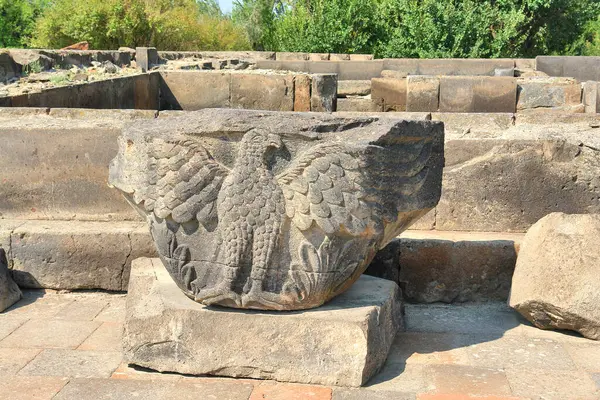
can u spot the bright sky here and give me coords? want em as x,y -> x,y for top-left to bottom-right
219,0 -> 234,14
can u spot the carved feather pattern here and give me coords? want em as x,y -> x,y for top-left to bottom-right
136,139 -> 230,228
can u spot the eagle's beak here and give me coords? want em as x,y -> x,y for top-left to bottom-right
269,134 -> 283,149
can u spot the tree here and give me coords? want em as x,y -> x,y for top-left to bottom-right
30,0 -> 251,50
0,0 -> 48,48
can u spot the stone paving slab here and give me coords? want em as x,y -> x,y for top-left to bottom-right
0,319 -> 101,349
77,322 -> 122,352
18,349 -> 122,378
0,290 -> 599,399
0,348 -> 40,375
0,376 -> 69,400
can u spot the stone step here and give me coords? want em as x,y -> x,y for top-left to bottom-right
1,219 -> 523,304
367,230 -> 524,303
0,220 -> 156,291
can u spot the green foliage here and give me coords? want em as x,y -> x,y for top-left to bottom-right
22,60 -> 43,75
271,0 -> 380,53
30,0 -> 251,50
0,0 -> 48,48
567,15 -> 600,55
233,0 -> 600,58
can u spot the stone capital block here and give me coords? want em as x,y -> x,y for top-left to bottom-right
123,258 -> 404,386
109,109 -> 444,310
439,76 -> 517,113
371,78 -> 408,111
407,75 -> 440,112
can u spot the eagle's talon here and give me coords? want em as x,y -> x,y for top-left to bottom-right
196,282 -> 242,307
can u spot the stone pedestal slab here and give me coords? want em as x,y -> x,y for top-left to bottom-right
123,258 -> 404,387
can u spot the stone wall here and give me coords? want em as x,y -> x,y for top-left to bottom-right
0,73 -> 160,110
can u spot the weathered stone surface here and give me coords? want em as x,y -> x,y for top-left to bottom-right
0,51 -> 20,83
583,81 -> 599,114
124,258 -> 403,387
135,47 -> 158,72
517,77 -> 582,111
9,50 -> 53,71
536,56 -> 600,82
276,52 -> 309,61
336,98 -> 382,112
231,73 -> 294,111
431,112 -> 515,136
311,73 -> 337,112
439,76 -> 517,113
436,137 -> 600,232
407,75 -> 439,112
371,78 -> 407,111
337,80 -> 371,97
293,74 -> 311,111
109,109 -> 443,310
0,248 -> 21,312
0,117 -> 138,220
399,230 -> 522,303
159,71 -> 230,110
383,58 -> 514,76
9,220 -> 156,291
509,213 -> 600,340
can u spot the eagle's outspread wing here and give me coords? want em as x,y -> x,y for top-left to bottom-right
277,134 -> 433,237
136,138 -> 229,229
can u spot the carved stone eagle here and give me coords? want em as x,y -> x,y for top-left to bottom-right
109,109 -> 444,310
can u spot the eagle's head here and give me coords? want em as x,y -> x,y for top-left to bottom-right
240,129 -> 283,158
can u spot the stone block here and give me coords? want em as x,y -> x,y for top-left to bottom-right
371,78 -> 407,111
123,258 -> 403,387
384,58 -> 514,76
536,56 -> 600,82
514,58 -> 535,70
381,70 -> 408,79
517,77 -> 582,111
0,118 -> 138,220
509,213 -> 600,340
9,220 -> 156,291
330,54 -> 350,61
135,47 -> 158,72
583,81 -> 599,114
0,51 -> 20,82
311,73 -> 337,111
159,71 -> 230,110
0,377 -> 68,400
349,54 -> 374,61
231,73 -> 294,111
0,319 -> 101,349
430,112 -> 515,136
407,75 -> 439,112
398,231 -> 522,303
439,76 -> 517,113
276,52 -> 309,61
336,98 -> 381,112
0,248 -> 21,312
255,60 -> 309,73
335,60 -> 384,80
436,138 -> 600,232
293,74 -> 311,112
308,53 -> 329,61
9,50 -> 54,71
337,80 -> 371,97
333,111 -> 430,120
